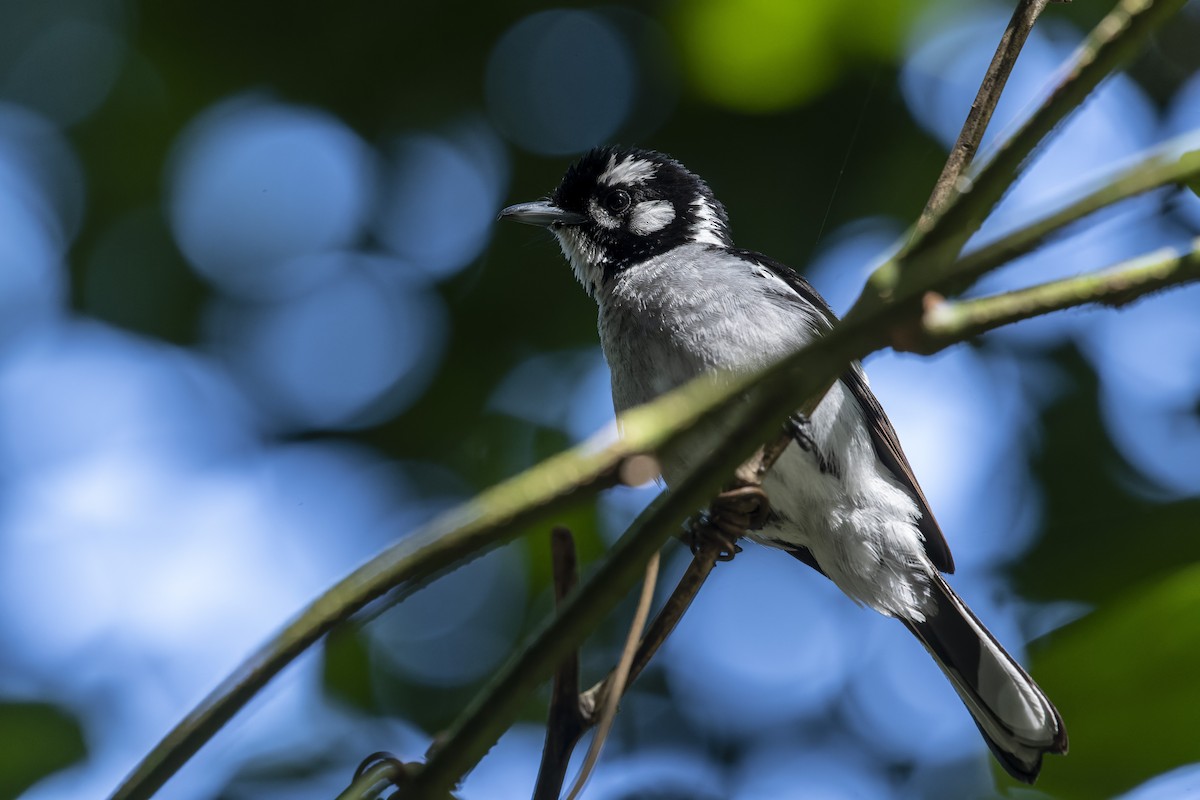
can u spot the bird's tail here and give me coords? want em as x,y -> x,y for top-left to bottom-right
903,573 -> 1068,783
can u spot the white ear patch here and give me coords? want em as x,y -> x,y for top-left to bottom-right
629,199 -> 676,235
600,154 -> 657,187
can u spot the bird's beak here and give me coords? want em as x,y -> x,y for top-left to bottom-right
498,200 -> 586,228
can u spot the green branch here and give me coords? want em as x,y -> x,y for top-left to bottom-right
108,283 -> 877,800
917,238 -> 1200,349
400,332 -> 863,798
860,0 -> 1188,311
948,139 -> 1200,295
918,0 -> 1053,227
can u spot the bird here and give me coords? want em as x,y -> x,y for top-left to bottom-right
499,146 -> 1067,783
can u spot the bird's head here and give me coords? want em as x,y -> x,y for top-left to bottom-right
500,146 -> 731,296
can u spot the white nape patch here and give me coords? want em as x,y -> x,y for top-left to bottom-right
554,226 -> 607,297
600,153 -> 657,187
587,197 -> 620,229
629,199 -> 675,235
689,195 -> 727,245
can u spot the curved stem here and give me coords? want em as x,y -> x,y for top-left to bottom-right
917,239 -> 1200,350
948,138 -> 1200,294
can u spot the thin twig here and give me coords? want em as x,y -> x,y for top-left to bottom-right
915,238 -> 1200,350
587,541 -> 721,696
563,551 -> 659,800
918,0 -> 1053,230
532,529 -> 584,800
946,137 -> 1200,294
870,0 -> 1189,308
533,534 -> 722,800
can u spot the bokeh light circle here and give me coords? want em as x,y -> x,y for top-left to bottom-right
2,16 -> 125,126
0,104 -> 76,340
168,96 -> 375,299
486,10 -> 635,155
663,546 -> 858,737
368,546 -> 527,687
733,741 -> 895,800
374,128 -> 508,279
207,253 -> 445,431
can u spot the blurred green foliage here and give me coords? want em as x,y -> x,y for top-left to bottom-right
673,0 -> 920,111
1035,563 -> 1200,798
0,701 -> 86,798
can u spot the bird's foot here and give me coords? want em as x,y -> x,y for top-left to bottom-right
684,512 -> 743,561
715,485 -> 771,530
683,485 -> 771,562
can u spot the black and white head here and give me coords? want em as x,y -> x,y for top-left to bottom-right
500,146 -> 732,296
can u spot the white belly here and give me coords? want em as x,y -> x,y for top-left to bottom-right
655,381 -> 937,621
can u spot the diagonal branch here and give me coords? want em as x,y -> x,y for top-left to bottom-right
531,533 -> 723,800
918,0 -> 1055,228
864,0 -> 1190,311
584,542 -> 721,699
945,137 -> 1200,295
914,238 -> 1200,350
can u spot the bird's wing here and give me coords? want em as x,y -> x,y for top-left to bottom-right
729,247 -> 955,574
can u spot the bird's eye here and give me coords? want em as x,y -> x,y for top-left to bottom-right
604,189 -> 631,214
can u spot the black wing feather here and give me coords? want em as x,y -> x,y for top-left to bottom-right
728,247 -> 955,574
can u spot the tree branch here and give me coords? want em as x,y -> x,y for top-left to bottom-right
948,137 -> 1200,295
918,0 -> 1054,229
867,0 -> 1189,310
913,238 -> 1200,351
586,541 -> 721,699
531,531 -> 726,800
531,530 -> 584,800
561,550 -> 659,800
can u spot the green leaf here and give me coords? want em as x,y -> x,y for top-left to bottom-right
0,700 -> 87,798
323,625 -> 377,714
1030,563 -> 1200,798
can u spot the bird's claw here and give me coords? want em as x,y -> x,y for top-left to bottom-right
684,515 -> 743,561
683,485 -> 771,562
714,485 -> 771,531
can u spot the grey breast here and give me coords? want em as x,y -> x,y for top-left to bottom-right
598,244 -> 820,414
